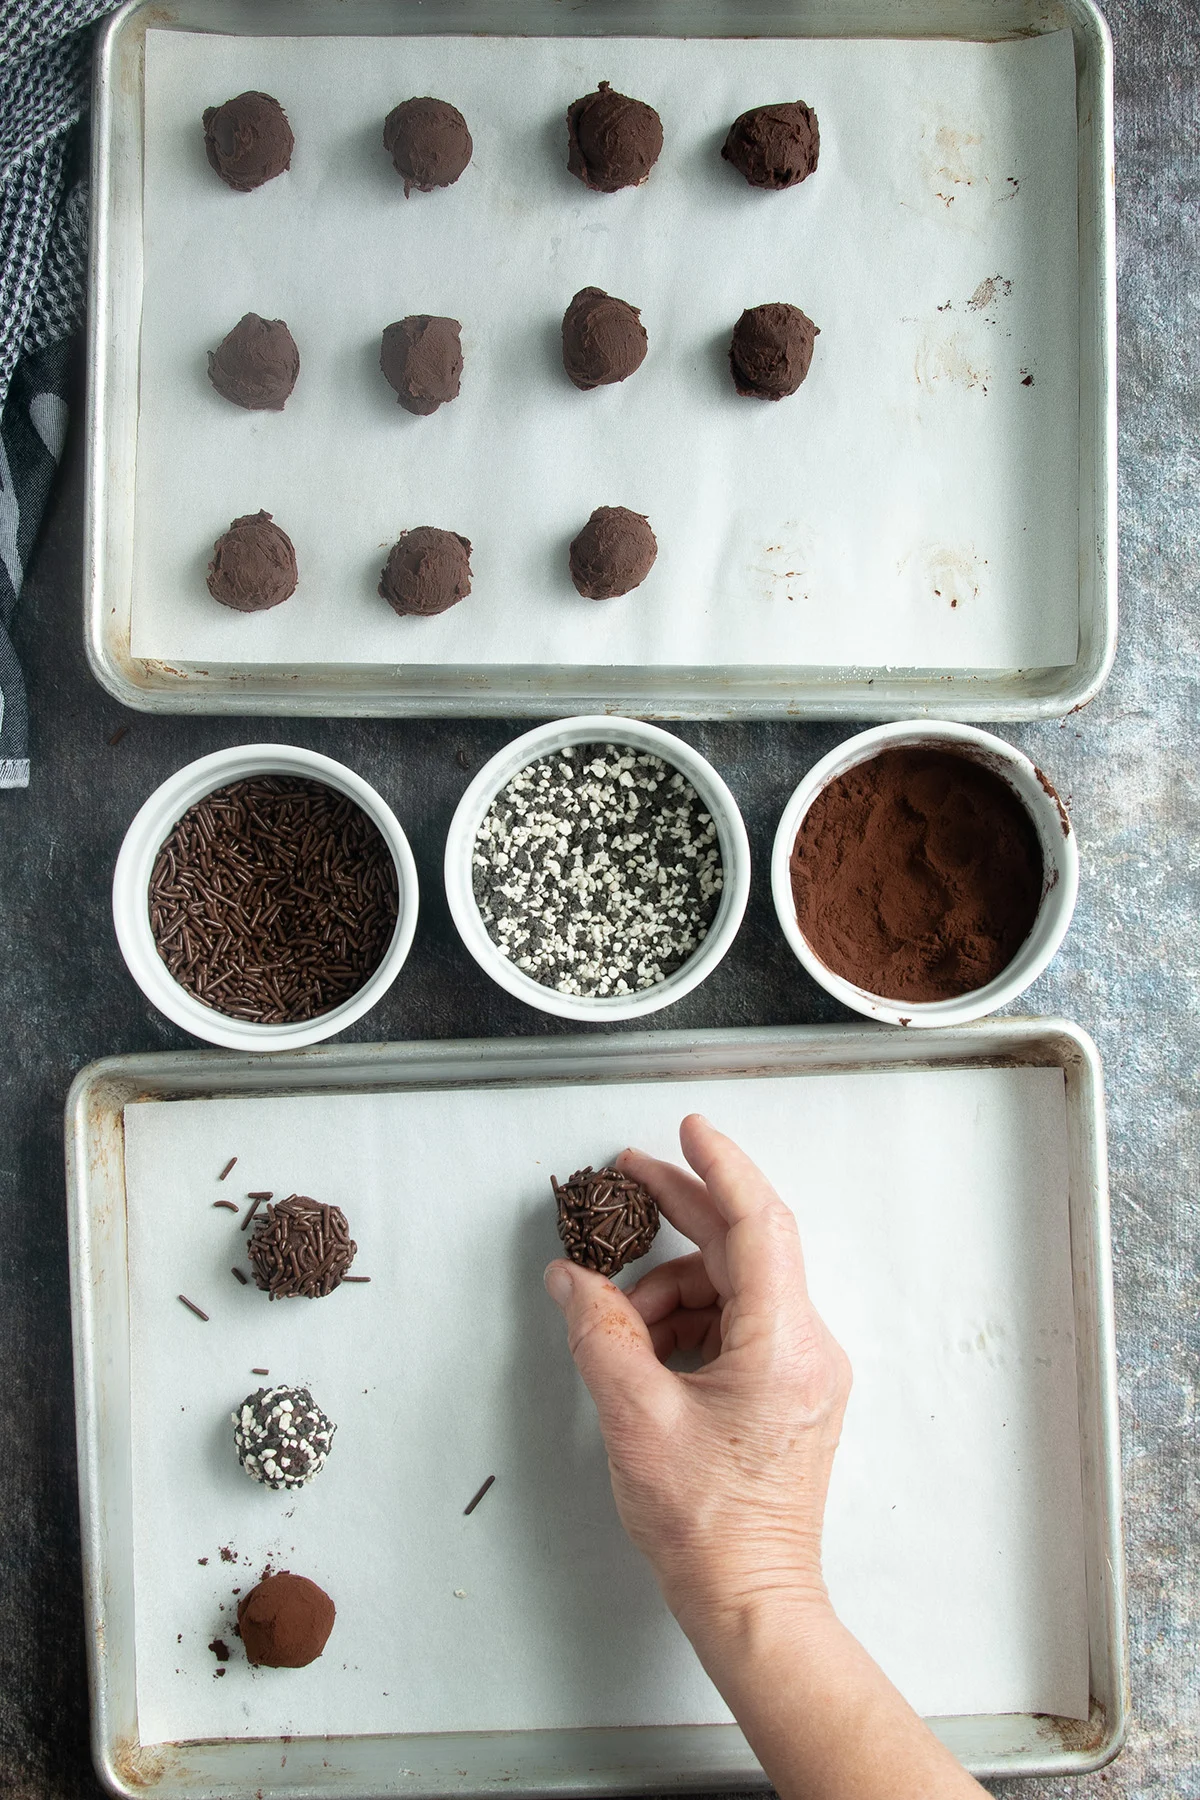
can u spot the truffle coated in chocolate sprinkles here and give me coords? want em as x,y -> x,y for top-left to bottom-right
472,744 -> 723,997
247,1194 -> 357,1299
553,1166 -> 659,1274
148,778 -> 398,1026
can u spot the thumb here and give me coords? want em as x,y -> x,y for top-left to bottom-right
545,1259 -> 673,1434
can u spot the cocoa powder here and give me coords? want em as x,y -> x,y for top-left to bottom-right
790,747 -> 1043,1003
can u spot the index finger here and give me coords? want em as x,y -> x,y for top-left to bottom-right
679,1114 -> 787,1227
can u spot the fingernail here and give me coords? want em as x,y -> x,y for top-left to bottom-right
544,1262 -> 574,1308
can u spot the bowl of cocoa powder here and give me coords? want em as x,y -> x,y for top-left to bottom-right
771,723 -> 1078,1026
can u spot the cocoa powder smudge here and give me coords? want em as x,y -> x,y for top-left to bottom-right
790,747 -> 1043,1003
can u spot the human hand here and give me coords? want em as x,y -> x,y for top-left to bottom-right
543,1113 -> 851,1644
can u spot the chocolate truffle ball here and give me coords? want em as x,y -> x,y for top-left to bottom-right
380,316 -> 463,414
232,1385 -> 336,1490
208,314 -> 299,411
552,1166 -> 660,1275
729,302 -> 819,399
568,506 -> 657,600
202,92 -> 293,192
561,288 -> 647,391
721,101 -> 820,189
238,1572 -> 335,1669
206,512 -> 297,613
379,527 -> 472,618
383,97 -> 472,196
248,1195 -> 357,1299
566,81 -> 663,193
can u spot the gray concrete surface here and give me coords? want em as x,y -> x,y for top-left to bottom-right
1,1 -> 1196,1794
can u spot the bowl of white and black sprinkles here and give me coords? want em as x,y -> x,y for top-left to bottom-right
233,1384 -> 336,1490
113,744 -> 419,1050
445,718 -> 750,1020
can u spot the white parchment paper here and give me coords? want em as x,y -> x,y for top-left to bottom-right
131,30 -> 1079,672
123,1065 -> 1089,1744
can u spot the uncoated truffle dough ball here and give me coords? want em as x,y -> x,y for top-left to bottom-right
202,92 -> 294,192
729,302 -> 820,399
237,1572 -> 335,1669
380,527 -> 473,617
561,288 -> 647,390
206,511 -> 298,613
566,81 -> 663,192
383,97 -> 472,195
207,313 -> 299,411
380,316 -> 463,414
721,101 -> 820,189
569,506 -> 657,599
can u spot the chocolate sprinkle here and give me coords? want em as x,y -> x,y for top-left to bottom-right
219,1156 -> 238,1181
240,1194 -> 267,1232
247,1194 -> 357,1299
464,1474 -> 495,1516
552,1166 -> 659,1275
147,776 -> 399,1025
231,1266 -> 249,1285
213,1199 -> 240,1212
178,1294 -> 210,1321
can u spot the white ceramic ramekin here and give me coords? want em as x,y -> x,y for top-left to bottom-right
771,722 -> 1079,1027
445,717 -> 751,1022
112,744 -> 419,1051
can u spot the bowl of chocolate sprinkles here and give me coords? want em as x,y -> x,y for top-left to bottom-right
113,745 -> 418,1049
770,721 -> 1079,1027
444,717 -> 750,1021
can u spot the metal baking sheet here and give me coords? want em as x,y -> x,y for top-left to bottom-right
84,0 -> 1116,721
66,1019 -> 1127,1796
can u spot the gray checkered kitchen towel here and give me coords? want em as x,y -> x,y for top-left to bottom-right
0,0 -> 116,789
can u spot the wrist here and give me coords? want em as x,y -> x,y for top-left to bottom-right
664,1544 -> 837,1670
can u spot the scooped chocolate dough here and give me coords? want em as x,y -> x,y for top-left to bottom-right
207,313 -> 299,411
202,92 -> 293,192
561,288 -> 647,390
380,316 -> 462,414
379,527 -> 472,617
207,512 -> 297,613
383,97 -> 472,195
569,506 -> 657,599
238,1572 -> 335,1669
730,302 -> 819,399
722,101 -> 820,189
566,81 -> 663,192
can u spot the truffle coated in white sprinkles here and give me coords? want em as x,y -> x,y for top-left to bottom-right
231,1384 -> 336,1490
472,743 -> 723,996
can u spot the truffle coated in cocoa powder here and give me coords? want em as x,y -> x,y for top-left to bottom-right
202,92 -> 293,192
561,288 -> 647,390
383,97 -> 472,195
207,314 -> 299,411
380,316 -> 463,414
729,302 -> 819,399
569,507 -> 657,599
380,527 -> 472,616
566,81 -> 663,192
721,101 -> 820,189
206,512 -> 298,613
237,1572 -> 335,1668
790,746 -> 1045,1003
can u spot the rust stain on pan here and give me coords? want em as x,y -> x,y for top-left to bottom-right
1032,1701 -> 1110,1755
110,1738 -> 171,1787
